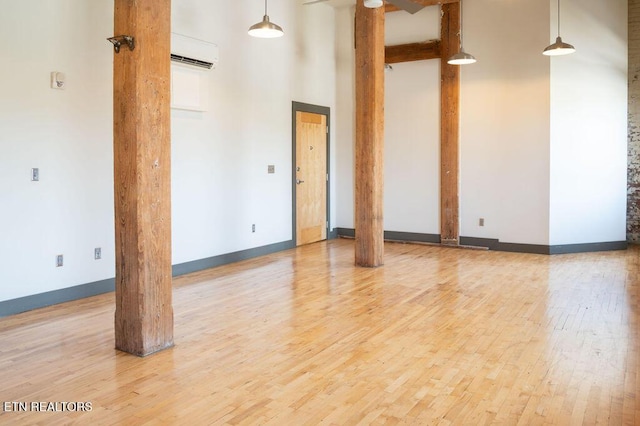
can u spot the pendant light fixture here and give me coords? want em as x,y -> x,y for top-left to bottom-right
543,0 -> 575,56
447,0 -> 476,65
248,0 -> 284,39
364,0 -> 384,8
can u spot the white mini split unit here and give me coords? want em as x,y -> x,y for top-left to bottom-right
170,33 -> 218,111
171,32 -> 219,70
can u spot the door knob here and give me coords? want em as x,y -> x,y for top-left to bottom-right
296,179 -> 305,185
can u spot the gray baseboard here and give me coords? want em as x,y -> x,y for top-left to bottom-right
172,240 -> 295,276
460,236 -> 628,254
335,227 -> 355,238
0,278 -> 116,318
337,228 -> 627,255
2,234 -> 627,318
1,240 -> 296,318
459,236 -> 554,254
336,228 -> 440,244
384,230 -> 441,244
548,241 -> 628,254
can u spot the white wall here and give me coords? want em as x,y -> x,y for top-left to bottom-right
0,0 -> 337,302
461,0 -> 551,245
0,0 -> 628,304
384,8 -> 441,235
334,0 -> 627,247
335,6 -> 442,234
171,1 -> 337,264
549,0 -> 628,245
0,0 -> 115,301
334,0 -> 553,244
335,6 -> 356,229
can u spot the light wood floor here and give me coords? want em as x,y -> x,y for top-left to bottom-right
1,239 -> 638,425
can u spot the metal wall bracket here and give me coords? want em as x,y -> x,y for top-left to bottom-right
107,35 -> 135,53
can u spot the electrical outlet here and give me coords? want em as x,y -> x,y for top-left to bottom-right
51,71 -> 65,89
56,254 -> 63,267
94,247 -> 102,260
31,168 -> 39,181
268,165 -> 275,174
252,224 -> 256,233
479,218 -> 485,227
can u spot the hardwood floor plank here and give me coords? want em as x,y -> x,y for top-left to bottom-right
0,240 -> 638,424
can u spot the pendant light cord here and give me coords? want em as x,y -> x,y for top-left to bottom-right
557,0 -> 561,37
264,0 -> 268,16
459,0 -> 465,49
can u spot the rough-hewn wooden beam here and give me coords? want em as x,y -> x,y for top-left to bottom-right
355,0 -> 385,267
440,2 -> 460,245
385,0 -> 458,13
385,40 -> 441,63
113,0 -> 174,356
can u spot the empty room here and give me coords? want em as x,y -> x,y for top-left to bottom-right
0,0 -> 637,424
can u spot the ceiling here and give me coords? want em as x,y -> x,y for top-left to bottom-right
303,0 -> 458,10
303,0 -> 355,8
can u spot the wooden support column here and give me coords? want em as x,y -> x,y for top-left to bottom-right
113,0 -> 173,356
440,2 -> 461,246
355,1 -> 385,267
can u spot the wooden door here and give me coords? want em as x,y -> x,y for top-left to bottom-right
295,111 -> 327,246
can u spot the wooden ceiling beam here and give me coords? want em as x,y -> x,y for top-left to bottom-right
385,40 -> 441,63
385,0 -> 458,13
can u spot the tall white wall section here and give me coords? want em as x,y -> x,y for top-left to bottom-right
548,0 -> 628,245
0,0 -> 337,303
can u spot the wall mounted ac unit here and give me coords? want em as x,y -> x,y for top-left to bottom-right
170,33 -> 218,112
171,32 -> 219,70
